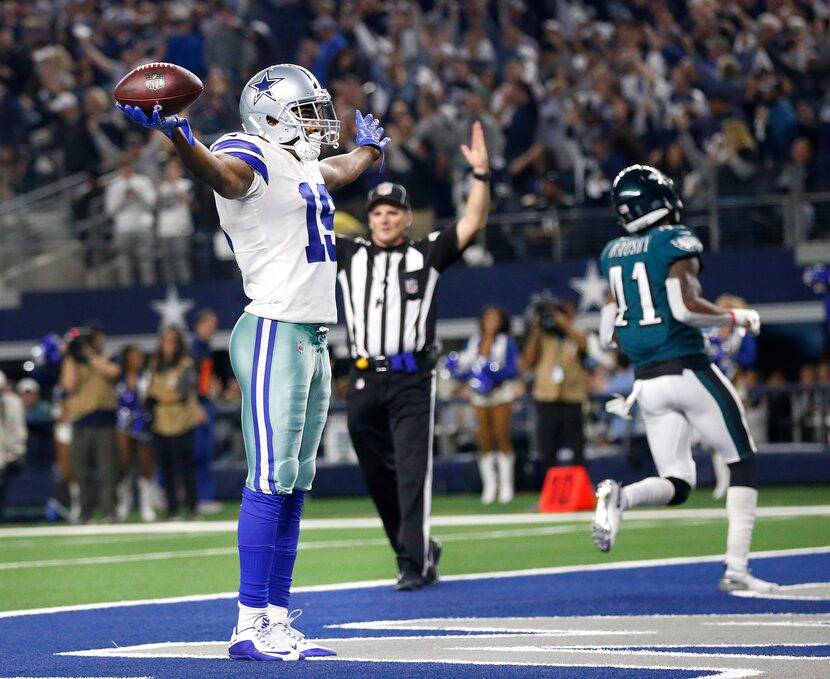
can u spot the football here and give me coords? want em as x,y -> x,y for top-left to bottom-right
113,62 -> 203,116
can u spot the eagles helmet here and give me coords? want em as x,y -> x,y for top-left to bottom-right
239,64 -> 340,162
611,164 -> 683,234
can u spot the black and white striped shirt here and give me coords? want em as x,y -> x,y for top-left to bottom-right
336,229 -> 462,359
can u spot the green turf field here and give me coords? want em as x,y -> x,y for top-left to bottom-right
0,486 -> 827,612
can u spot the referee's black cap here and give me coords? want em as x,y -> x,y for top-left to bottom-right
366,182 -> 411,212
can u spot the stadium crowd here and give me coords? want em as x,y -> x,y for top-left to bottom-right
2,0 -> 830,271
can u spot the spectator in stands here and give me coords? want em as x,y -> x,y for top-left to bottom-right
777,137 -> 818,240
503,81 -> 539,194
52,92 -> 99,176
190,309 -> 220,514
5,0 -> 830,268
157,159 -> 194,284
0,370 -> 27,521
188,67 -> 240,142
165,12 -> 205,78
448,306 -> 520,504
115,344 -> 156,522
104,157 -> 157,287
523,295 -> 588,469
147,327 -> 202,520
203,6 -> 247,82
59,324 -> 120,523
310,15 -> 347,87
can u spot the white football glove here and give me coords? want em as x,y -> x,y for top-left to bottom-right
730,308 -> 761,336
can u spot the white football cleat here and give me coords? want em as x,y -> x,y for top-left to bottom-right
228,614 -> 302,661
270,610 -> 336,658
719,569 -> 780,594
592,479 -> 623,553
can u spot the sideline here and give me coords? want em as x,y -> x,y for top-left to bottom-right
1,505 -> 828,538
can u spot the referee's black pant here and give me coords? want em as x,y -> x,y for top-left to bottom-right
346,367 -> 435,578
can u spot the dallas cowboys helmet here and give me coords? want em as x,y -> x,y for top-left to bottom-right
239,64 -> 340,161
611,164 -> 683,234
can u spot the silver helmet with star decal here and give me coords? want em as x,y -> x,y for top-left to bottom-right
239,64 -> 340,161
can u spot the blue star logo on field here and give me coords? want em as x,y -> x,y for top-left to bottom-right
569,259 -> 609,312
248,72 -> 284,105
150,286 -> 195,331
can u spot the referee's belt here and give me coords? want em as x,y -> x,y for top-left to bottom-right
355,351 -> 434,373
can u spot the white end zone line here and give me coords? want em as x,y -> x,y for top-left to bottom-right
1,545 -> 829,620
1,504 -> 828,538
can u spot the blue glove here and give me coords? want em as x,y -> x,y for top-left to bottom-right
115,103 -> 195,146
355,109 -> 391,157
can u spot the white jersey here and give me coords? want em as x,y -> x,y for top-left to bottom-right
210,132 -> 337,323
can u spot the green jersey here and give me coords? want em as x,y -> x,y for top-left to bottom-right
599,224 -> 706,368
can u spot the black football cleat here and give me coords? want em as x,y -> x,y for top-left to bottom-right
423,539 -> 442,587
394,571 -> 423,591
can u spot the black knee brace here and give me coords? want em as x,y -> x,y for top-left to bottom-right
667,477 -> 692,505
728,455 -> 757,489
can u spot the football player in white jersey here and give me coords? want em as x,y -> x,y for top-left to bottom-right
118,63 -> 390,661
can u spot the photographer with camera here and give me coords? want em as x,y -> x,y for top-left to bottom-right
59,324 -> 121,522
522,294 -> 589,470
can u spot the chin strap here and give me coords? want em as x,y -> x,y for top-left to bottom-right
292,137 -> 322,161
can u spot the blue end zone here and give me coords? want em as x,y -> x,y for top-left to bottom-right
0,552 -> 827,678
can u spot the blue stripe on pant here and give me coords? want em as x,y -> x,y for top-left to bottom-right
229,313 -> 331,495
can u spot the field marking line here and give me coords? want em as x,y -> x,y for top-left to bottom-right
332,613 -> 830,630
0,522 -> 667,571
530,647 -> 830,661
1,504 -> 828,539
55,642 -> 762,678
1,545 -> 829,620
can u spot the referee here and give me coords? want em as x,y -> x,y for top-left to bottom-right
336,122 -> 490,591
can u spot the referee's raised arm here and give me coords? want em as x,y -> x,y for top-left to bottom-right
455,121 -> 491,249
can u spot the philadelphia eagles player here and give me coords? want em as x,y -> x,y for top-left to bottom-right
118,64 -> 390,660
593,165 -> 778,594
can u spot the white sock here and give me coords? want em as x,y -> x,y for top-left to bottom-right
477,454 -> 498,504
237,602 -> 268,630
496,452 -> 515,504
621,477 -> 675,510
725,486 -> 758,574
267,604 -> 288,624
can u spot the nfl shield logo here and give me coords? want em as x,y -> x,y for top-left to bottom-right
297,340 -> 305,354
145,73 -> 165,91
377,182 -> 394,195
405,278 -> 419,295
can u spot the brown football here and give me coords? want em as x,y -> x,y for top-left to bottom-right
113,62 -> 203,116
